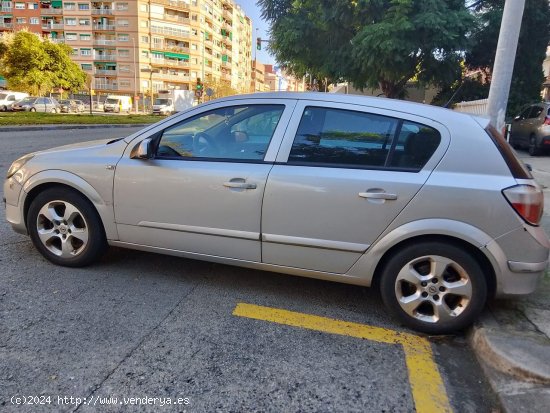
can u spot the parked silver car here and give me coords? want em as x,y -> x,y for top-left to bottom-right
4,93 -> 549,334
509,102 -> 550,156
11,96 -> 60,113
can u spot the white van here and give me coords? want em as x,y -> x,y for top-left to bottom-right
0,91 -> 29,111
103,95 -> 132,113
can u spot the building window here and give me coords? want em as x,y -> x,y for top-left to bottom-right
65,33 -> 77,41
119,65 -> 130,72
64,2 -> 76,10
152,37 -> 162,47
140,35 -> 149,44
80,49 -> 92,56
119,80 -> 131,88
28,3 -> 38,9
141,51 -> 149,58
117,34 -> 129,42
79,19 -> 90,26
117,19 -> 129,27
65,18 -> 77,26
140,20 -> 148,28
139,4 -> 148,12
118,49 -> 130,57
79,34 -> 91,41
29,17 -> 39,25
15,17 -> 26,24
72,48 -> 78,55
81,64 -> 93,71
14,2 -> 24,10
117,2 -> 128,11
78,3 -> 90,10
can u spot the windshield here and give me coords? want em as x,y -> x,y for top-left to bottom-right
18,97 -> 35,105
105,98 -> 118,104
154,98 -> 172,105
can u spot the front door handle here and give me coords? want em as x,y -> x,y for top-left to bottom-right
358,191 -> 397,200
223,178 -> 257,189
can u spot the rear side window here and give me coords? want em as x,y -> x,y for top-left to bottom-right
486,125 -> 532,179
288,107 -> 441,171
529,106 -> 543,119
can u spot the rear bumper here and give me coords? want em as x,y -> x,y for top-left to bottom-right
487,224 -> 549,297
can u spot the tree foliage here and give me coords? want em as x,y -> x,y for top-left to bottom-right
438,0 -> 550,116
0,31 -> 86,95
258,0 -> 473,98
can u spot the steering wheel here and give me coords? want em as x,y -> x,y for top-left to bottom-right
193,132 -> 219,156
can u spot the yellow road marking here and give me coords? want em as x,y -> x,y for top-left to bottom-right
233,303 -> 452,413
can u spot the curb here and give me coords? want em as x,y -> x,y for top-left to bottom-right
0,124 -> 151,132
470,324 -> 550,384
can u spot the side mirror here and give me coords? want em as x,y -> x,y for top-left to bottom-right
131,138 -> 154,159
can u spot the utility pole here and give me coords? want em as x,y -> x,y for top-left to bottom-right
486,0 -> 525,132
132,36 -> 138,113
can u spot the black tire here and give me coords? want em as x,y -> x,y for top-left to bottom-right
379,241 -> 487,334
27,187 -> 107,267
529,135 -> 541,156
1,105 -> 6,112
30,107 -> 36,112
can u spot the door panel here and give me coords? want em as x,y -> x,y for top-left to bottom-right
114,100 -> 295,262
262,101 -> 448,274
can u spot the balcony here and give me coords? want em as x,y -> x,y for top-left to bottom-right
42,23 -> 64,30
93,24 -> 116,31
91,8 -> 113,15
94,39 -> 117,46
95,69 -> 117,76
164,45 -> 190,54
156,73 -> 191,82
0,23 -> 13,29
222,9 -> 233,20
164,14 -> 190,24
156,0 -> 190,11
151,59 -> 190,68
49,37 -> 66,44
1,7 -> 12,12
94,54 -> 117,61
40,8 -> 63,15
94,82 -> 118,90
151,26 -> 190,40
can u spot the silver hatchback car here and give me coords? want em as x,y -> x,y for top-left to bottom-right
4,93 -> 549,334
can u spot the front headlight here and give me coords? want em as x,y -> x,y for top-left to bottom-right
6,154 -> 34,180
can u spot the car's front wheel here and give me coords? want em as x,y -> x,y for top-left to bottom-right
27,188 -> 107,267
380,241 -> 487,334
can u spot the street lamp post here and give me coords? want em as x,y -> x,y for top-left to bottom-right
132,36 -> 138,113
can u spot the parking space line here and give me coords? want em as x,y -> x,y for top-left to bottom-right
233,303 -> 451,413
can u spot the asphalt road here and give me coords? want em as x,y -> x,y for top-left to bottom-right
0,127 -> 499,412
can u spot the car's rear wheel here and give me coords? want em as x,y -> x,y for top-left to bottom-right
529,135 -> 541,156
30,107 -> 36,112
27,188 -> 107,267
380,242 -> 487,334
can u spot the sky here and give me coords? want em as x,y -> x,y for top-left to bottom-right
237,0 -> 277,65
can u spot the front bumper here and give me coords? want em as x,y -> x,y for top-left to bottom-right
3,177 -> 27,235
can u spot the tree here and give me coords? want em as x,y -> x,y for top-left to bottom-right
439,0 -> 550,115
467,0 -> 550,117
0,31 -> 86,95
258,0 -> 473,98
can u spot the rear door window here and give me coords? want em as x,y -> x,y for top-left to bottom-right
287,107 -> 441,171
528,106 -> 543,119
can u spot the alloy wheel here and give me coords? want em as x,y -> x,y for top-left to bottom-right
36,200 -> 89,258
394,255 -> 472,324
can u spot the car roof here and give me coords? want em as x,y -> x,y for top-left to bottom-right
211,92 -> 488,127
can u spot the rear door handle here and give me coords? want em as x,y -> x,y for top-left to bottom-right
358,192 -> 397,200
223,178 -> 257,189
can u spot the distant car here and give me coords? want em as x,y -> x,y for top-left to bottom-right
4,92 -> 549,334
11,96 -> 60,113
0,91 -> 29,111
509,102 -> 550,156
58,99 -> 85,113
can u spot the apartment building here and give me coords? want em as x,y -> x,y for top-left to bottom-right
0,0 -> 253,97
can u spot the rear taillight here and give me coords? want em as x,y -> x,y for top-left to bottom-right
544,116 -> 550,126
502,185 -> 544,226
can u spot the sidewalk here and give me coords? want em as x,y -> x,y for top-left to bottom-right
469,155 -> 550,413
